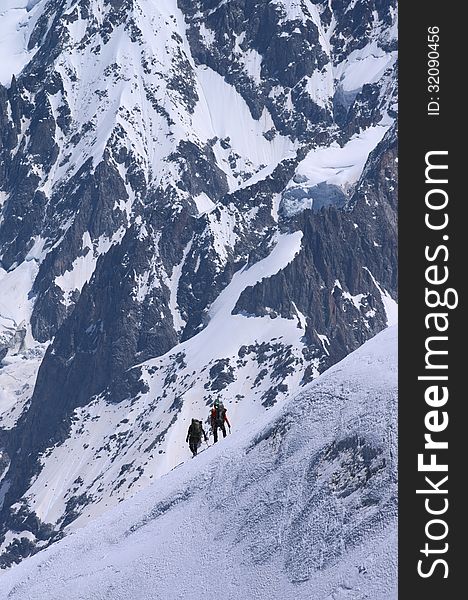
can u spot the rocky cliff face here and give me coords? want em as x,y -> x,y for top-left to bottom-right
0,0 -> 397,566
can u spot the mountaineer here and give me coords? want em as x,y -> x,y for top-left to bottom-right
210,399 -> 231,443
186,418 -> 208,457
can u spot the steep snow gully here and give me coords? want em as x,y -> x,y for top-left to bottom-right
0,327 -> 397,600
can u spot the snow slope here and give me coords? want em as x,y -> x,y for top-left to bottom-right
294,124 -> 390,190
18,231 -> 309,527
0,327 -> 397,600
0,1 -> 43,86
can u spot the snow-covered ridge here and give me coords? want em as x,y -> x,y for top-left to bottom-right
0,327 -> 397,600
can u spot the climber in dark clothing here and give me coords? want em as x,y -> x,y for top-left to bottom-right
186,418 -> 208,457
210,399 -> 231,443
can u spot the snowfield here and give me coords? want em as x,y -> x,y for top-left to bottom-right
0,327 -> 397,600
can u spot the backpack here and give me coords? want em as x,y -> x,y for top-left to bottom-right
215,403 -> 225,424
191,419 -> 202,437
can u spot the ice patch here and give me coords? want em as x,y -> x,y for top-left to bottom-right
294,124 -> 389,190
0,344 -> 46,430
342,290 -> 366,311
0,0 -> 43,86
364,268 -> 398,326
55,230 -> 125,307
335,42 -> 396,93
55,251 -> 96,308
242,49 -> 263,85
304,66 -> 334,109
0,260 -> 38,347
317,333 -> 330,355
167,238 -> 193,332
193,192 -> 216,215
